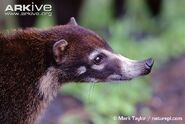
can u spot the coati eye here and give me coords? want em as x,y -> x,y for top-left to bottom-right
93,54 -> 104,65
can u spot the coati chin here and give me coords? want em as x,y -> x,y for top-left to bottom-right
0,17 -> 154,124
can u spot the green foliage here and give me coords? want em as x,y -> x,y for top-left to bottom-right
80,0 -> 113,28
60,115 -> 88,124
36,15 -> 55,28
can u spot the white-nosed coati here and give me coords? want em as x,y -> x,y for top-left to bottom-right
0,18 -> 154,124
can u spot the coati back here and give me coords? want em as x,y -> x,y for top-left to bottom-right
0,18 -> 153,124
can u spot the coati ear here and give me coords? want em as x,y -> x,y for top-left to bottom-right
53,39 -> 68,63
68,17 -> 78,26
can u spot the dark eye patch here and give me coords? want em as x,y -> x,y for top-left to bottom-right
93,53 -> 106,65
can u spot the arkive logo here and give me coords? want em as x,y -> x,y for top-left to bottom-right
4,2 -> 52,16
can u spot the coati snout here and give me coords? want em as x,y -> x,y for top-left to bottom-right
0,17 -> 153,124
52,18 -> 154,83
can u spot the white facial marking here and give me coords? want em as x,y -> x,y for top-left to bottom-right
99,49 -> 117,59
39,67 -> 59,102
77,66 -> 86,75
89,50 -> 99,60
91,64 -> 105,70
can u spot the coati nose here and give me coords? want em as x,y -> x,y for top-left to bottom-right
145,58 -> 154,70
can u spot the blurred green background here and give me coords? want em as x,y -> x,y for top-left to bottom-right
1,0 -> 185,124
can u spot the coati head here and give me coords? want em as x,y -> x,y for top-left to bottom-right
52,17 -> 154,83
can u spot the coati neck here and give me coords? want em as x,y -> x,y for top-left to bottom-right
0,27 -> 67,124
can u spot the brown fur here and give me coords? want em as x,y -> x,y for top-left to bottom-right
0,24 -> 110,124
0,21 -> 153,124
